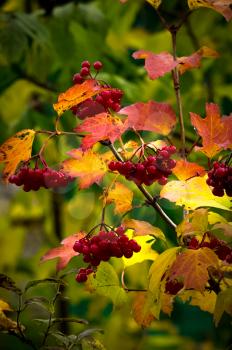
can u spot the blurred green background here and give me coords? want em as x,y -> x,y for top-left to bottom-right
0,0 -> 232,349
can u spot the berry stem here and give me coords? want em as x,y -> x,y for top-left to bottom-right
107,142 -> 177,230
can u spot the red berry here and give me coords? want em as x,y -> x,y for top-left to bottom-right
93,61 -> 103,70
80,67 -> 90,77
73,73 -> 84,84
81,60 -> 91,68
76,273 -> 87,283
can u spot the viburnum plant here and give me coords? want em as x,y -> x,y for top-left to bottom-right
0,0 -> 232,340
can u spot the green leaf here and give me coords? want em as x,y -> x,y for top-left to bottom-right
24,278 -> 66,292
148,247 -> 181,318
77,328 -> 104,342
86,262 -> 128,308
51,317 -> 88,325
81,336 -> 106,350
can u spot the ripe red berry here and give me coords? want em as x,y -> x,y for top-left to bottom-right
93,61 -> 103,70
80,67 -> 90,77
73,73 -> 84,84
81,60 -> 91,68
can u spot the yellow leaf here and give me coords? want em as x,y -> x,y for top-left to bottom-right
180,290 -> 217,313
169,248 -> 219,292
123,235 -> 158,268
62,149 -> 107,189
0,299 -> 18,331
176,208 -> 209,238
208,212 -> 228,225
188,0 -> 232,21
132,292 -> 155,327
0,129 -> 35,181
149,247 -> 181,318
123,218 -> 166,240
160,176 -> 231,211
214,287 -> 232,326
106,182 -> 133,214
0,300 -> 12,312
160,292 -> 174,316
146,0 -> 162,9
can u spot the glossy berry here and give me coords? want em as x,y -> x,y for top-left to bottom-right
74,228 -> 141,283
80,67 -> 90,77
81,60 -> 91,68
93,61 -> 103,71
206,162 -> 232,197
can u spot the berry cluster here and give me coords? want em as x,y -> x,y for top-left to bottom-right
73,227 -> 141,283
108,146 -> 176,186
71,60 -> 123,118
206,161 -> 232,197
187,235 -> 232,263
9,166 -> 74,192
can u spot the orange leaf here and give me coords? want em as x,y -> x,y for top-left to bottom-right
41,232 -> 86,271
75,113 -> 125,150
178,46 -> 219,75
122,219 -> 165,240
190,103 -> 231,158
132,292 -> 155,327
53,80 -> 103,116
120,101 -> 176,135
0,129 -> 35,181
106,182 -> 133,214
62,149 -> 107,189
169,247 -> 219,291
173,159 -> 205,181
188,0 -> 232,21
132,50 -> 178,80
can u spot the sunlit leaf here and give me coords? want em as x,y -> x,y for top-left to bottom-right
160,176 -> 231,211
106,182 -> 133,215
178,46 -> 219,75
41,232 -> 86,271
75,113 -> 125,150
180,290 -> 217,313
146,0 -> 162,9
149,247 -> 181,318
0,129 -> 35,181
122,219 -> 165,240
176,208 -> 209,238
169,247 -> 219,291
132,50 -> 177,80
81,336 -> 106,350
120,101 -> 177,135
0,299 -> 18,331
173,159 -> 205,181
53,80 -> 103,116
214,287 -> 232,326
132,292 -> 155,327
188,0 -> 232,21
86,262 -> 128,308
190,103 -> 232,157
62,149 -> 107,189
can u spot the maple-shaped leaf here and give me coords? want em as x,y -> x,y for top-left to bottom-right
0,129 -> 35,181
190,103 -> 232,157
106,182 -> 133,215
169,247 -> 219,292
180,290 -> 217,314
75,113 -> 125,150
53,80 -> 103,116
62,149 -> 107,189
178,46 -> 219,75
160,176 -> 231,211
86,262 -> 128,308
41,232 -> 86,271
132,292 -> 155,328
188,0 -> 232,21
173,159 -> 205,181
132,50 -> 178,80
222,114 -> 232,149
176,208 -> 209,239
148,247 -> 181,318
120,101 -> 177,135
122,219 -> 165,240
214,287 -> 232,326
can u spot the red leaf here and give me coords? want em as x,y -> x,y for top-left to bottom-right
132,50 -> 178,80
173,160 -> 206,181
75,113 -> 125,150
120,101 -> 176,135
41,232 -> 86,271
190,103 -> 232,157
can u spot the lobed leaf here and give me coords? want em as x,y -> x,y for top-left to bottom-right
176,208 -> 209,238
106,182 -> 133,215
180,290 -> 217,314
172,159 -> 205,181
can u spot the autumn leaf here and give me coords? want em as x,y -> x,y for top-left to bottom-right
120,101 -> 177,135
122,219 -> 165,240
190,103 -> 232,158
132,292 -> 155,328
41,232 -> 86,271
169,247 -> 219,291
75,113 -> 125,150
212,223 -> 232,237
0,299 -> 18,331
178,46 -> 219,75
0,129 -> 35,181
53,80 -> 103,116
188,0 -> 232,21
149,247 -> 181,318
105,182 -> 133,215
173,159 -> 205,181
214,287 -> 232,326
132,50 -> 178,80
176,208 -> 209,239
160,292 -> 174,316
86,262 -> 128,308
180,290 -> 217,314
160,176 -> 231,211
62,149 -> 107,189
